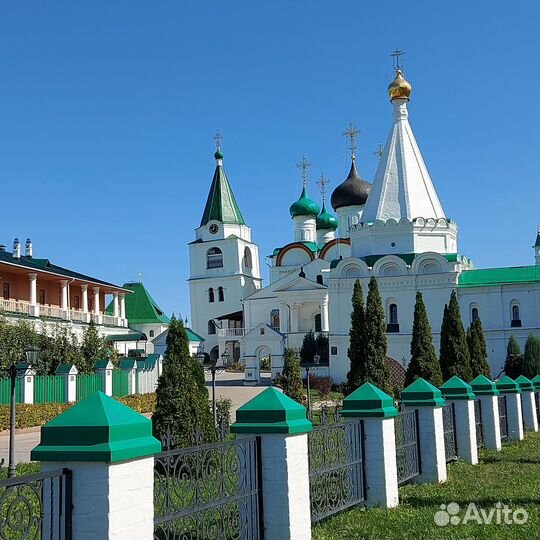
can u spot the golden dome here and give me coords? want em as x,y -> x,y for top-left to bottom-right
388,70 -> 412,101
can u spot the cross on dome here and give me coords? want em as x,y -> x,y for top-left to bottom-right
317,174 -> 330,201
390,49 -> 406,71
296,154 -> 311,188
214,130 -> 223,152
342,121 -> 360,160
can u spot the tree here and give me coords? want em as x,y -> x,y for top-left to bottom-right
467,318 -> 491,378
405,292 -> 443,387
363,277 -> 392,394
300,330 -> 318,365
503,335 -> 523,379
523,334 -> 540,378
439,290 -> 472,382
316,332 -> 329,365
278,348 -> 304,404
80,320 -> 108,373
347,280 -> 366,392
152,316 -> 214,448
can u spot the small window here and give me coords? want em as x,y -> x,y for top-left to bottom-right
208,288 -> 215,303
270,309 -> 280,330
389,304 -> 398,325
316,274 -> 323,285
218,287 -> 224,302
149,330 -> 155,338
3,283 -> 10,300
243,247 -> 252,269
471,307 -> 479,322
512,305 -> 520,321
314,313 -> 322,332
208,320 -> 216,335
331,346 -> 338,355
207,247 -> 223,269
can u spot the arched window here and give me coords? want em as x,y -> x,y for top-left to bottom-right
243,247 -> 252,269
208,320 -> 216,335
471,307 -> 479,322
207,247 -> 223,269
218,287 -> 224,302
387,303 -> 399,332
208,288 -> 215,303
316,274 -> 324,285
511,303 -> 521,327
149,330 -> 155,338
314,313 -> 322,333
270,309 -> 280,330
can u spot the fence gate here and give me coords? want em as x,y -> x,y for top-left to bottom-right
498,395 -> 508,440
0,468 -> 72,540
474,399 -> 483,448
395,410 -> 421,484
442,403 -> 457,462
154,437 -> 262,539
308,417 -> 364,523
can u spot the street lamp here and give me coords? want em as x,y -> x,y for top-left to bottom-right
197,346 -> 230,425
300,352 -> 320,418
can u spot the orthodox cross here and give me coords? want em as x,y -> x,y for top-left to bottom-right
316,174 -> 330,202
214,129 -> 223,151
390,49 -> 405,71
373,143 -> 384,159
342,121 -> 360,160
296,154 -> 311,187
138,272 -> 143,284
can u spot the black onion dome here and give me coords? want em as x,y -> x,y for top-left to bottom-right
330,160 -> 371,210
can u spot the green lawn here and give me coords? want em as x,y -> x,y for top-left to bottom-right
313,431 -> 540,540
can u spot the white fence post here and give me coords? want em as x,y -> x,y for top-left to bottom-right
55,364 -> 78,403
401,377 -> 447,484
516,375 -> 539,432
94,359 -> 114,396
20,364 -> 35,404
496,376 -> 524,441
471,375 -> 502,451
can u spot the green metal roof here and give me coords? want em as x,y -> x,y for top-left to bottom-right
106,282 -> 170,324
458,265 -> 540,288
105,331 -> 146,342
186,328 -> 204,342
200,154 -> 245,226
360,252 -> 459,268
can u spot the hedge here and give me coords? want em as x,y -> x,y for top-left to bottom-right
0,393 -> 157,431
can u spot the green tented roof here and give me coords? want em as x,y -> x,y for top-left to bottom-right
186,328 -> 204,342
106,282 -> 169,324
458,265 -> 540,288
200,157 -> 245,226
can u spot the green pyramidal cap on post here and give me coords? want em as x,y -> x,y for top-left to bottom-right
515,375 -> 534,392
31,392 -> 161,463
440,375 -> 475,400
401,377 -> 445,407
231,387 -> 312,434
496,375 -> 521,394
470,374 -> 499,396
341,382 -> 398,418
531,374 -> 540,391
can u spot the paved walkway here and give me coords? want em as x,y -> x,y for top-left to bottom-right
0,371 -> 270,465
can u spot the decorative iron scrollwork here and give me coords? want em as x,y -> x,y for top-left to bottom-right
395,410 -> 420,484
442,403 -> 457,462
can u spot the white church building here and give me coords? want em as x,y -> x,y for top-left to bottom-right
189,68 -> 540,384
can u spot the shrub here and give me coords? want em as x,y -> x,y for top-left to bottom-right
227,361 -> 245,372
277,348 -> 304,404
259,356 -> 271,372
307,375 -> 333,399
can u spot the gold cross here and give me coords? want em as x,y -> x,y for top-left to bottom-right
342,121 -> 360,159
214,130 -> 222,151
296,154 -> 311,187
390,49 -> 406,71
316,174 -> 330,201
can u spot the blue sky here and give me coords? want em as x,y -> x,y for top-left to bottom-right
1,1 -> 538,320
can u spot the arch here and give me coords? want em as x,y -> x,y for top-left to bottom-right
389,303 -> 398,325
208,320 -> 216,335
510,300 -> 521,327
276,242 -> 315,266
314,313 -> 322,333
469,302 -> 479,324
316,274 -> 324,285
319,238 -> 350,260
243,246 -> 253,269
373,255 -> 408,277
411,252 -> 448,275
208,288 -> 215,303
218,286 -> 224,302
207,247 -> 223,269
209,346 -> 219,362
386,298 -> 399,333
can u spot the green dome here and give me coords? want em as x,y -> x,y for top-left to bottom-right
289,187 -> 320,218
316,202 -> 338,230
214,150 -> 224,160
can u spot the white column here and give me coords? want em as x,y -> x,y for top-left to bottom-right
119,293 -> 126,319
505,393 -> 524,441
81,284 -> 89,312
446,400 -> 478,464
521,391 -> 539,432
478,395 -> 501,451
290,304 -> 299,333
60,280 -> 69,311
93,287 -> 100,315
97,367 -> 113,396
320,295 -> 329,332
279,303 -> 288,333
28,273 -> 39,317
113,292 -> 119,318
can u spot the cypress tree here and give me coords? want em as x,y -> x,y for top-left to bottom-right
363,277 -> 392,394
523,334 -> 540,378
405,292 -> 443,387
152,316 -> 214,448
300,329 -> 318,365
467,318 -> 491,378
347,280 -> 366,392
439,290 -> 473,382
503,335 -> 523,379
278,348 -> 304,404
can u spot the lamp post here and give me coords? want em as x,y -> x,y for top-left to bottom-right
5,346 -> 39,478
300,352 -> 320,418
197,346 -> 231,424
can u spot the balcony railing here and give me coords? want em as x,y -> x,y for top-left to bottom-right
217,328 -> 247,338
40,304 -> 65,319
102,314 -> 116,326
0,298 -> 31,316
70,309 -> 86,322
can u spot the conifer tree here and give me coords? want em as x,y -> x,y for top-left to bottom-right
523,334 -> 540,378
405,292 -> 443,387
467,318 -> 491,378
80,320 -> 108,373
439,290 -> 472,382
278,348 -> 304,404
152,316 -> 214,448
300,330 -> 318,365
503,335 -> 523,379
363,277 -> 392,394
347,280 -> 366,392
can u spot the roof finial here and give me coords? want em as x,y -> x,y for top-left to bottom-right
296,154 -> 311,188
390,48 -> 406,72
373,143 -> 384,159
342,121 -> 360,161
316,173 -> 330,202
139,272 -> 143,284
213,130 -> 224,161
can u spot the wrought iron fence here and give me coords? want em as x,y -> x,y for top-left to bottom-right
307,414 -> 364,523
153,436 -> 262,539
474,399 -> 484,448
0,468 -> 72,540
442,403 -> 457,462
395,409 -> 421,484
498,395 -> 508,440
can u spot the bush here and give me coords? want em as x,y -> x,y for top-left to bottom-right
215,397 -> 232,438
307,375 -> 333,399
227,361 -> 245,372
259,356 -> 271,372
118,393 -> 156,413
277,348 -> 304,404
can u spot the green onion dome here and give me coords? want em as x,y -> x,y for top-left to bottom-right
289,187 -> 320,218
214,150 -> 224,160
316,202 -> 338,230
